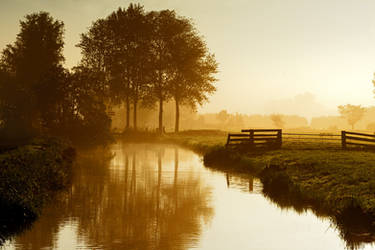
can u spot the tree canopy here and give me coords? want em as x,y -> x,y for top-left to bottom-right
338,104 -> 366,130
0,12 -> 112,145
0,12 -> 65,139
0,4 -> 218,144
78,4 -> 218,133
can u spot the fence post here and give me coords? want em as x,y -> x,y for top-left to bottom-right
249,130 -> 254,146
278,129 -> 282,148
226,134 -> 230,147
341,131 -> 346,149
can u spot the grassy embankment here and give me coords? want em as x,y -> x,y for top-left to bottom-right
0,137 -> 75,223
157,130 -> 375,228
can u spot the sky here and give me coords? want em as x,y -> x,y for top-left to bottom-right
1,0 -> 375,118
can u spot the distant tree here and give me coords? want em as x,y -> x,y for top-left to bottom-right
270,114 -> 285,128
338,104 -> 366,130
217,110 -> 229,124
0,12 -> 65,139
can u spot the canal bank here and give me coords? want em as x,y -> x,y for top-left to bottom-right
153,131 -> 375,241
0,137 -> 75,240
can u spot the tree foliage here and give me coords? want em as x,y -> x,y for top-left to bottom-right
78,4 -> 218,133
0,12 -> 112,145
0,12 -> 65,139
0,5 -> 218,144
338,104 -> 366,130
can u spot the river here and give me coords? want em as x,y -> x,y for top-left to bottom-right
2,142 -> 375,250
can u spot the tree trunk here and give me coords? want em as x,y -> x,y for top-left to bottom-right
125,96 -> 130,130
174,98 -> 180,133
133,99 -> 137,131
158,97 -> 163,134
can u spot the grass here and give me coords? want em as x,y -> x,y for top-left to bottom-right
0,137 -> 75,238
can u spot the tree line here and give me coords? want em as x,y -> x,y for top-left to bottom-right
0,4 -> 217,144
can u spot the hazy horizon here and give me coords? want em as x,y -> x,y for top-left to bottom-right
1,0 -> 375,117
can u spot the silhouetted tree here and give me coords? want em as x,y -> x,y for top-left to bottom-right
78,5 -> 218,133
107,5 -> 154,130
0,12 -> 65,140
64,66 -> 112,145
77,18 -> 112,109
0,12 -> 112,145
338,104 -> 366,130
168,24 -> 218,132
148,10 -> 217,133
79,4 -> 154,131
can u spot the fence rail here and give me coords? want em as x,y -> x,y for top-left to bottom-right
342,131 -> 375,149
226,129 -> 282,149
226,129 -> 375,150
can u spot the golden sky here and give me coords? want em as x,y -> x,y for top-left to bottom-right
1,0 -> 375,117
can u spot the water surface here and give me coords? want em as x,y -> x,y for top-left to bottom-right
2,142 -> 375,249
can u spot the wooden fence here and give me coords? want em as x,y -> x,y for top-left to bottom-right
227,129 -> 375,150
341,131 -> 375,149
226,129 -> 282,149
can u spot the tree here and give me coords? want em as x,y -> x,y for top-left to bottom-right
64,67 -> 112,145
0,12 -> 65,139
78,5 -> 218,133
270,114 -> 285,128
77,18 -> 113,116
148,10 -> 177,133
79,4 -> 154,131
148,10 -> 217,133
168,26 -> 217,132
217,110 -> 229,124
338,104 -> 366,130
105,5 -> 153,131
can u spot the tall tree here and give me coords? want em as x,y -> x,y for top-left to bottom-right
108,5 -> 153,130
168,24 -> 217,132
78,5 -> 218,133
79,4 -> 153,131
149,10 -> 192,133
338,104 -> 366,130
0,12 -> 65,138
149,10 -> 217,133
77,18 -> 111,105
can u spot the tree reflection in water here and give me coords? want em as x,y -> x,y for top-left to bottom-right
12,143 -> 214,250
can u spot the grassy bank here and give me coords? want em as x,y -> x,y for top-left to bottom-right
155,131 -> 375,230
0,137 -> 75,221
